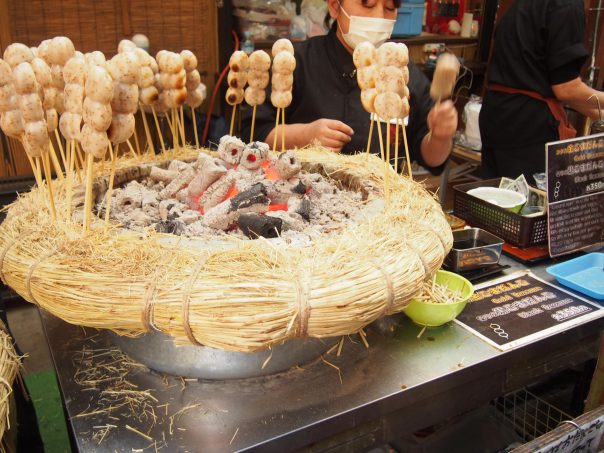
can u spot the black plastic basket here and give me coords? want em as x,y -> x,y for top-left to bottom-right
453,178 -> 548,248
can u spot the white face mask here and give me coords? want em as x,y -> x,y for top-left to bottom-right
337,2 -> 396,49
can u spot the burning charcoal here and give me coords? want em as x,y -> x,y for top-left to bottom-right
238,214 -> 282,239
180,210 -> 201,225
149,167 -> 178,184
159,167 -> 195,200
187,156 -> 227,199
202,183 -> 270,230
175,189 -> 188,203
239,142 -> 269,171
217,135 -> 245,167
168,160 -> 191,172
171,220 -> 187,235
288,195 -> 311,222
199,172 -> 236,212
229,183 -> 269,211
292,180 -> 307,195
275,151 -> 301,179
159,199 -> 181,221
114,181 -> 144,213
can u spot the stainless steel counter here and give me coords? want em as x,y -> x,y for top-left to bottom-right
40,255 -> 604,452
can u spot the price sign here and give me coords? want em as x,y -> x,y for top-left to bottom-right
455,272 -> 602,350
546,133 -> 604,257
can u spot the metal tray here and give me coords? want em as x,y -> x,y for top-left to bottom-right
444,228 -> 504,272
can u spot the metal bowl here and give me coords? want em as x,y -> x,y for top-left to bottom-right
109,331 -> 337,380
444,228 -> 504,272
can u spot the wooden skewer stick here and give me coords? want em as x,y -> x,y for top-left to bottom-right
272,108 -> 281,152
166,109 -> 177,151
25,153 -> 43,188
72,142 -> 83,184
75,143 -> 86,178
140,106 -> 154,154
132,119 -> 142,156
376,118 -> 385,163
53,129 -> 68,170
366,116 -> 375,155
229,105 -> 237,136
66,140 -> 75,219
104,143 -> 118,232
394,118 -> 400,175
83,152 -> 94,233
191,105 -> 199,149
48,140 -> 65,181
281,108 -> 286,152
385,119 -> 391,204
41,153 -> 57,220
151,105 -> 166,155
250,105 -> 257,143
179,105 -> 186,146
126,138 -> 138,160
402,123 -> 413,179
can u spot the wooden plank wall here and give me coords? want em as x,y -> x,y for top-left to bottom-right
0,0 -> 220,178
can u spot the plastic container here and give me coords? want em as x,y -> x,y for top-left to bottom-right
392,1 -> 425,37
403,270 -> 474,326
445,228 -> 504,272
467,187 -> 526,213
453,178 -> 548,248
546,253 -> 604,300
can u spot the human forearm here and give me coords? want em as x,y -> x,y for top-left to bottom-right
552,77 -> 604,119
421,133 -> 452,167
264,123 -> 310,150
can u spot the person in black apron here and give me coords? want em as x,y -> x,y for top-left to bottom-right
479,0 -> 604,184
241,0 -> 458,175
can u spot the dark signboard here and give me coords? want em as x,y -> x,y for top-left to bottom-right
546,134 -> 604,257
455,273 -> 601,350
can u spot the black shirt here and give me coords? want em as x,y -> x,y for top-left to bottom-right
480,0 -> 588,151
241,27 -> 441,173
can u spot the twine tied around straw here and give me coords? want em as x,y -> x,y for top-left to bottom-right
181,254 -> 209,346
141,283 -> 159,333
369,258 -> 395,316
26,247 -> 62,306
292,273 -> 311,337
0,231 -> 34,284
404,240 -> 430,278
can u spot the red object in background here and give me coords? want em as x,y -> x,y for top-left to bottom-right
425,0 -> 466,34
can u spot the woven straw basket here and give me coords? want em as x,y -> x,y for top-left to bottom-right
0,147 -> 451,352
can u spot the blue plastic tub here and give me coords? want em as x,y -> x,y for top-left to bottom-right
546,253 -> 604,300
392,2 -> 425,37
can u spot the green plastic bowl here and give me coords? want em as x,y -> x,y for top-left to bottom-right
403,270 -> 474,327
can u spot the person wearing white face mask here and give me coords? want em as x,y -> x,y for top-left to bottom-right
241,0 -> 457,173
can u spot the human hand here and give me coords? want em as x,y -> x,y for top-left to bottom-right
427,100 -> 458,141
305,119 -> 354,152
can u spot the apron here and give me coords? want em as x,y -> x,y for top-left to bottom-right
489,83 -> 577,140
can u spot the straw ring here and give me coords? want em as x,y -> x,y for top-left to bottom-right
294,273 -> 311,337
0,231 -> 34,283
26,247 -> 60,306
369,258 -> 395,316
181,254 -> 209,346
